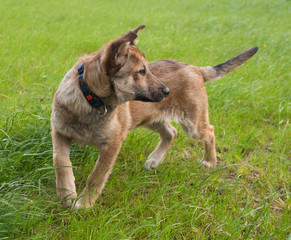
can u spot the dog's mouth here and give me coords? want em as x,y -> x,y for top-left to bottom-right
134,95 -> 154,102
134,86 -> 170,102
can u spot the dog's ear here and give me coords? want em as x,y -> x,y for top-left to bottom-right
130,25 -> 146,45
104,25 -> 146,75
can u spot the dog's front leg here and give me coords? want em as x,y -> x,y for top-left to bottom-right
52,129 -> 77,207
73,141 -> 122,209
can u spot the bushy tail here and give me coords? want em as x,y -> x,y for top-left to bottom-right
200,47 -> 258,82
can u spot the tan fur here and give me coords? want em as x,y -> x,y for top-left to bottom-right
51,25 -> 258,208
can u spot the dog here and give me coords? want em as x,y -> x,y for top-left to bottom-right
51,25 -> 258,208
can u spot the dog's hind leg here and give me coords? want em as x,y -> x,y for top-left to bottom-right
52,129 -> 77,207
181,118 -> 217,169
73,141 -> 122,209
144,121 -> 178,170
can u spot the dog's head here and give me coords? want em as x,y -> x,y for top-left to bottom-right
101,25 -> 169,103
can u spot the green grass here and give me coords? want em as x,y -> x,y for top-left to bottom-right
0,0 -> 290,239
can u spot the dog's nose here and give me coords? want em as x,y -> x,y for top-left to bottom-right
163,87 -> 170,96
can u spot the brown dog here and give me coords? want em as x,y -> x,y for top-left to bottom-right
51,25 -> 258,208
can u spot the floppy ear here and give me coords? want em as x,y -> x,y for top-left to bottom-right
104,25 -> 146,75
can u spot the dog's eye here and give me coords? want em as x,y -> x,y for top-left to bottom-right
139,68 -> 146,76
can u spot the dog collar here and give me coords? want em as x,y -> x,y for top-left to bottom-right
78,64 -> 107,114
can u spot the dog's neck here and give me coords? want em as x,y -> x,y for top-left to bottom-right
79,58 -> 120,112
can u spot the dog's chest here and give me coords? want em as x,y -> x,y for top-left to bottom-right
53,110 -> 116,146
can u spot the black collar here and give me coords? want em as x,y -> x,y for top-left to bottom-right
78,64 -> 106,111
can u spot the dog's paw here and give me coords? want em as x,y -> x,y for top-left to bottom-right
143,161 -> 153,170
56,186 -> 77,208
71,199 -> 82,210
200,159 -> 217,169
57,189 -> 77,208
62,199 -> 74,208
143,160 -> 159,170
72,197 -> 93,210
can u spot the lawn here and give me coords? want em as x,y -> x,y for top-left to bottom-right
0,0 -> 290,239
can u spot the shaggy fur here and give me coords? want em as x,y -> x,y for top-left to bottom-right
51,25 -> 258,208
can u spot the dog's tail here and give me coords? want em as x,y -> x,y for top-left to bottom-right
199,47 -> 258,82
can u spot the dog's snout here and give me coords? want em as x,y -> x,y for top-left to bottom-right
163,87 -> 170,96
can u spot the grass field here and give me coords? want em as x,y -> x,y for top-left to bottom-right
0,0 -> 290,239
